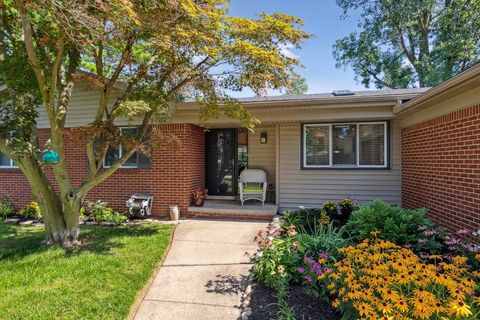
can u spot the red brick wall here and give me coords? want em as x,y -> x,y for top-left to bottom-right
0,124 -> 205,217
402,104 -> 480,232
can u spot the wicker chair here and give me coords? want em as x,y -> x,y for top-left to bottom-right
238,169 -> 267,206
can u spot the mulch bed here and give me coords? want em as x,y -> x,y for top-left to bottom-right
249,282 -> 340,320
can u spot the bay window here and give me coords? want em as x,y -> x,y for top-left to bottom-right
302,122 -> 388,168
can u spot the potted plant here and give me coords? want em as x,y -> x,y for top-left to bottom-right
338,198 -> 356,224
193,188 -> 208,207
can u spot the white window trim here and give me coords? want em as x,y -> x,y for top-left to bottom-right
302,124 -> 331,168
0,155 -> 18,168
303,121 -> 388,169
103,127 -> 139,169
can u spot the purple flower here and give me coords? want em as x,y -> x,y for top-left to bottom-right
418,238 -> 428,244
462,242 -> 479,253
297,267 -> 305,274
305,276 -> 312,283
318,252 -> 329,260
424,228 -> 437,236
456,229 -> 469,236
420,252 -> 430,259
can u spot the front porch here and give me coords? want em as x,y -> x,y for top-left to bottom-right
187,200 -> 277,219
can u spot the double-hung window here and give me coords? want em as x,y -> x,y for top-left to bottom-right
302,122 -> 388,168
0,152 -> 17,168
103,127 -> 150,168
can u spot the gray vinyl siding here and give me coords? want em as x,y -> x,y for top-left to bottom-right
278,120 -> 402,211
37,83 -> 123,128
247,127 -> 276,189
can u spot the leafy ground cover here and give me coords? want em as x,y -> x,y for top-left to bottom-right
251,199 -> 480,320
0,222 -> 174,319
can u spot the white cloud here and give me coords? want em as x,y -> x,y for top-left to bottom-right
279,43 -> 299,59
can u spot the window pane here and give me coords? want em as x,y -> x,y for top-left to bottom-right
0,152 -> 11,166
104,147 -> 120,167
123,148 -> 138,167
122,127 -> 137,138
305,125 -> 329,166
332,125 -> 356,166
359,123 -> 385,166
121,127 -> 138,167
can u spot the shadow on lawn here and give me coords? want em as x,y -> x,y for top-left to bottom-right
0,223 -> 162,261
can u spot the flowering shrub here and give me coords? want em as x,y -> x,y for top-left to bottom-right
322,200 -> 337,216
323,235 -> 480,319
415,226 -> 480,270
252,217 -> 352,288
297,252 -> 334,299
252,219 -> 301,286
82,201 -> 128,224
18,201 -> 41,219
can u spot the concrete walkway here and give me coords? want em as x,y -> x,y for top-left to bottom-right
134,219 -> 269,320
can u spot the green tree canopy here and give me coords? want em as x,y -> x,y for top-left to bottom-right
333,0 -> 480,88
0,0 -> 309,247
284,76 -> 308,95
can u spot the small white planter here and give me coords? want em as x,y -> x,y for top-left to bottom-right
169,205 -> 180,221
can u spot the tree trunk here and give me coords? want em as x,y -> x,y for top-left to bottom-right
33,185 -> 81,248
17,154 -> 81,248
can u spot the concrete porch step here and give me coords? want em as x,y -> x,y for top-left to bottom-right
187,200 -> 277,218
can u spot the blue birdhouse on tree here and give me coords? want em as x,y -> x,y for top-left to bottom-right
43,150 -> 60,164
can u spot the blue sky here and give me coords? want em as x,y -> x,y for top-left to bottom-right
228,0 -> 366,97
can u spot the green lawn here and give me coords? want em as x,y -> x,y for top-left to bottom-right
0,222 -> 174,320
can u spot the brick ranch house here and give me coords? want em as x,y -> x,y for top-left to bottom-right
0,64 -> 479,232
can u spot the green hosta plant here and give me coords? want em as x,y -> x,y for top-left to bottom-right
0,198 -> 15,219
346,199 -> 431,245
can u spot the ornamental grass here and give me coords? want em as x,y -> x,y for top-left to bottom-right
322,234 -> 480,319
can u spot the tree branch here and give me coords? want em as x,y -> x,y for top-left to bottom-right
15,0 -> 50,106
49,34 -> 67,110
360,63 -> 396,88
78,111 -> 155,195
56,49 -> 80,128
166,56 -> 211,98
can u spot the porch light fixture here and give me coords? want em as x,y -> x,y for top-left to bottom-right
260,132 -> 267,144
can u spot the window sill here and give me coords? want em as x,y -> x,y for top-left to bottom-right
301,166 -> 390,170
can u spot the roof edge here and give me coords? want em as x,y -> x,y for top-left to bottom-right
176,90 -> 425,111
394,63 -> 480,115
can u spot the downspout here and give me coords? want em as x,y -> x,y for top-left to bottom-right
275,124 -> 280,211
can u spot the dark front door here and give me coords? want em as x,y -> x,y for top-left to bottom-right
205,129 -> 236,196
